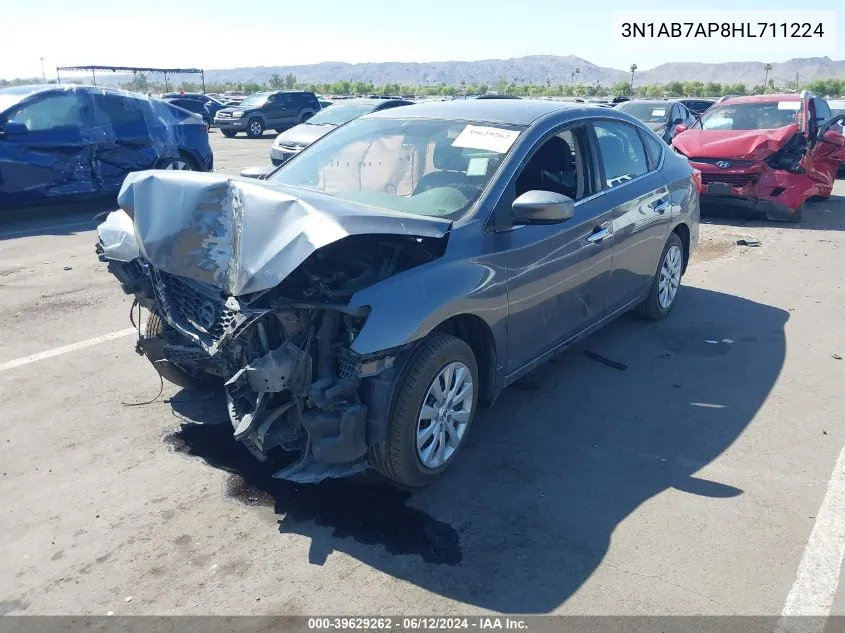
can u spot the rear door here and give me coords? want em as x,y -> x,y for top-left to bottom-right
90,93 -> 160,193
0,90 -> 97,208
590,119 -> 672,309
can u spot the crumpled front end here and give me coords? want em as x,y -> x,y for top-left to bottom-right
675,124 -> 819,217
97,171 -> 450,482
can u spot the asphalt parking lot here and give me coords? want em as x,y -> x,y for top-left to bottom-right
1,130 -> 845,617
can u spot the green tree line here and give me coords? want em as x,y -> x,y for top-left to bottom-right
3,74 -> 843,99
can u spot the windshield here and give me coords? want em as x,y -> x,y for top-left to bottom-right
239,93 -> 270,108
307,104 -> 377,126
698,102 -> 801,130
618,102 -> 670,123
0,91 -> 30,114
268,117 -> 524,220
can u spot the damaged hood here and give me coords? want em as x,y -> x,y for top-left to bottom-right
673,123 -> 799,160
110,170 -> 452,296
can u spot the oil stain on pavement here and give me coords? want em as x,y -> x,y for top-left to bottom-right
164,421 -> 462,566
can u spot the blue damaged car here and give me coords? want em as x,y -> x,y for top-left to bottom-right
0,85 -> 213,210
96,99 -> 699,487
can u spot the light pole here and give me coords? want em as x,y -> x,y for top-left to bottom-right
40,57 -> 46,83
630,63 -> 638,95
764,63 -> 772,88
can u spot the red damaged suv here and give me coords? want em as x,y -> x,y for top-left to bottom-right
672,92 -> 845,222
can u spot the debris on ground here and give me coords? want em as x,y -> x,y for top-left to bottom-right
833,354 -> 842,360
63,266 -> 72,271
705,340 -> 719,344
124,596 -> 132,602
736,238 -> 762,247
722,339 -> 734,344
583,350 -> 628,371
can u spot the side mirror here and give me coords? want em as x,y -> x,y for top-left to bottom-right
674,124 -> 688,135
2,120 -> 29,137
512,190 -> 575,225
673,117 -> 685,125
239,165 -> 276,180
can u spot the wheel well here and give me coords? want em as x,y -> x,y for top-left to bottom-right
178,150 -> 201,170
433,314 -> 497,404
673,223 -> 690,273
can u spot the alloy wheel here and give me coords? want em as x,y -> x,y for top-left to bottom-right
415,361 -> 474,469
658,244 -> 683,309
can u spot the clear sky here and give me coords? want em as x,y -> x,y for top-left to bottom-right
3,0 -> 842,80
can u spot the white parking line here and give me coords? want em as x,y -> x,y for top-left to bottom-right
0,328 -> 136,373
778,445 -> 845,630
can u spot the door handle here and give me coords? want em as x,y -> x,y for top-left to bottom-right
587,226 -> 610,243
651,198 -> 670,214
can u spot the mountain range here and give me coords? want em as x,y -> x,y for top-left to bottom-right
89,55 -> 845,88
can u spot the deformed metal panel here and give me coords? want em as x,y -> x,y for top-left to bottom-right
115,170 -> 452,296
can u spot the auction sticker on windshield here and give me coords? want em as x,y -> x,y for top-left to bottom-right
778,102 -> 801,110
652,109 -> 667,117
452,125 -> 520,153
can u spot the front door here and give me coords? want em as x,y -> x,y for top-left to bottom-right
498,124 -> 615,375
803,98 -> 845,196
0,90 -> 97,208
266,93 -> 296,128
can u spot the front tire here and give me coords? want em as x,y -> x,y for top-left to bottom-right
144,312 -> 220,392
371,333 -> 478,487
221,129 -> 237,138
246,117 -> 265,138
636,232 -> 684,321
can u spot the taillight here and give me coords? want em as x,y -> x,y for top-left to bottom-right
691,168 -> 703,192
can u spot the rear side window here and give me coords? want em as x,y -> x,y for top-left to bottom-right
593,121 -> 649,188
640,131 -> 664,169
93,94 -> 149,130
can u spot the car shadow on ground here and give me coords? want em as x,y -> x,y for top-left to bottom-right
702,193 -> 845,232
0,197 -> 117,241
167,285 -> 787,613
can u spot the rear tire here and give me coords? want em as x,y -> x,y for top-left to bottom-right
221,129 -> 237,138
636,232 -> 685,321
370,334 -> 478,488
144,312 -> 220,392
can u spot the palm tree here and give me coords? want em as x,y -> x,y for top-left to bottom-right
764,63 -> 773,87
630,63 -> 638,93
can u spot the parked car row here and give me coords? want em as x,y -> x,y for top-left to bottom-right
0,85 -> 213,210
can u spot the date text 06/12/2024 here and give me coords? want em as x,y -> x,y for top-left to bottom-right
307,617 -> 529,630
620,22 -> 825,39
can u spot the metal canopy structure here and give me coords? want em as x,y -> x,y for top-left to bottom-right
55,65 -> 206,93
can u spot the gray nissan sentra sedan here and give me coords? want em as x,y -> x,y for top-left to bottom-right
96,99 -> 700,487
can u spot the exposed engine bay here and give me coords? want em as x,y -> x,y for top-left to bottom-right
97,170 -> 450,483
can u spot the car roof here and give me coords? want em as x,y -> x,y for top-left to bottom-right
720,94 -> 801,106
0,83 -> 148,106
328,98 -> 404,107
620,99 -> 680,105
365,98 -> 584,126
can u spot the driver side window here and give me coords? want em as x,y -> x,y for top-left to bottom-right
514,128 -> 588,201
7,93 -> 85,132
